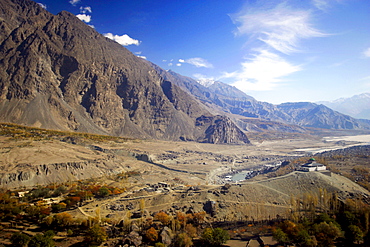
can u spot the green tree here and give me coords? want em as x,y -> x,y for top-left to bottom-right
85,223 -> 108,245
28,231 -> 55,247
273,227 -> 290,246
346,224 -> 363,244
51,185 -> 67,197
98,187 -> 110,197
314,222 -> 342,247
10,232 -> 31,247
296,229 -> 317,247
201,227 -> 230,246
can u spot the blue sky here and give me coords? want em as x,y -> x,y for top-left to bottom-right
38,0 -> 370,104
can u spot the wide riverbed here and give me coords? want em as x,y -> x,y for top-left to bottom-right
294,134 -> 370,154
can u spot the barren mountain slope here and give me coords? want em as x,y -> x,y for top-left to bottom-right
0,0 -> 249,144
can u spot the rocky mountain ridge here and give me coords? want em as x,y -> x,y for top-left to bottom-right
0,0 -> 249,144
152,67 -> 370,130
318,93 -> 370,120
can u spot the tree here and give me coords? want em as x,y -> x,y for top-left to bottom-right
296,229 -> 317,247
155,211 -> 171,225
273,227 -> 290,246
185,224 -> 198,238
52,185 -> 67,197
347,224 -> 363,244
85,223 -> 108,245
314,222 -> 342,247
10,232 -> 30,247
98,187 -> 110,197
53,212 -> 74,229
145,227 -> 158,242
201,227 -> 230,246
174,232 -> 193,247
28,231 -> 55,247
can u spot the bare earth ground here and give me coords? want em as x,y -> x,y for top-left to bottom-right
1,131 -> 369,187
1,130 -> 370,246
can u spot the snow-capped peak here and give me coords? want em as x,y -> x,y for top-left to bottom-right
197,78 -> 215,87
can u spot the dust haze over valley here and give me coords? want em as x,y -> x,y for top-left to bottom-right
1,0 -> 370,246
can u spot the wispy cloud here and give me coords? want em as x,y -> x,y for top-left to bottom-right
312,0 -> 344,11
69,0 -> 80,6
221,1 -> 330,93
135,51 -> 146,59
364,47 -> 370,58
312,0 -> 330,11
80,6 -> 92,14
220,49 -> 301,91
179,57 -> 213,68
104,33 -> 141,46
231,2 -> 327,54
76,14 -> 91,23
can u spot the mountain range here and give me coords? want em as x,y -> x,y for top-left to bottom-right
318,93 -> 370,120
0,0 -> 369,144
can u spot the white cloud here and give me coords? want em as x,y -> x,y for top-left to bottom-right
80,6 -> 92,13
176,63 -> 182,66
137,55 -> 147,60
221,49 -> 301,91
88,24 -> 95,29
232,2 -> 327,54
37,3 -> 46,9
179,59 -> 185,63
76,14 -> 91,23
104,33 -> 141,46
183,57 -> 213,68
69,0 -> 80,6
312,0 -> 330,11
168,63 -> 173,66
364,47 -> 370,58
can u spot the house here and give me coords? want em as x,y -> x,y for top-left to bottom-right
299,158 -> 326,172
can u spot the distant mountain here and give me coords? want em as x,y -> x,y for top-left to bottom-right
318,93 -> 370,120
150,68 -> 370,130
277,102 -> 368,129
0,0 -> 250,144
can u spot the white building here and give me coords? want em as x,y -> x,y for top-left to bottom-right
299,158 -> 326,172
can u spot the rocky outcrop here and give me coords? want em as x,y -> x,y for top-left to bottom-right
0,160 -> 124,188
0,0 -> 249,144
196,115 -> 251,144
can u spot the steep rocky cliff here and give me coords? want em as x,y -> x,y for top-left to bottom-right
0,0 -> 250,144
